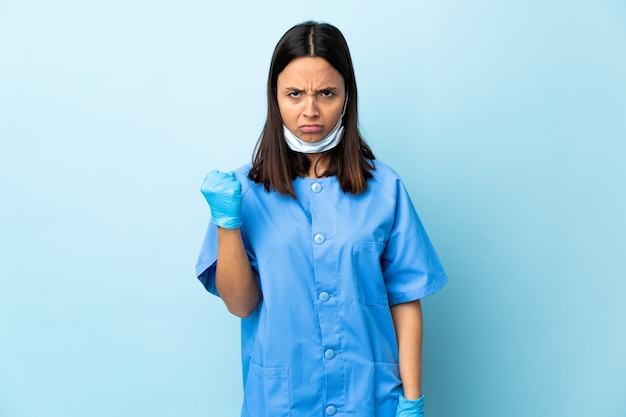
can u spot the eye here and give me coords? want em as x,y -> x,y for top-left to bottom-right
288,90 -> 301,98
321,90 -> 335,97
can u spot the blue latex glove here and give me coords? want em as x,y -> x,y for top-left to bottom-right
200,170 -> 242,229
396,393 -> 424,417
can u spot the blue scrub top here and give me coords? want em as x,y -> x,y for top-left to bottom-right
196,160 -> 448,417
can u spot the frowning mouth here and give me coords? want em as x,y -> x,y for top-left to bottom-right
300,124 -> 323,133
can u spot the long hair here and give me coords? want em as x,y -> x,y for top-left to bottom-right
248,21 -> 375,198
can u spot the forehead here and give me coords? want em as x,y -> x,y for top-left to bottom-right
277,56 -> 344,88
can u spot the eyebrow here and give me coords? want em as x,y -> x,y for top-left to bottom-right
283,86 -> 340,93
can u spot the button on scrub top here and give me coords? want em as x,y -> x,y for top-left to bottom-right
196,160 -> 448,417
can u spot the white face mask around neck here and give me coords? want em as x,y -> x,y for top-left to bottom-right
283,96 -> 348,154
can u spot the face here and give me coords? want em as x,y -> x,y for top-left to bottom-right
276,57 -> 346,143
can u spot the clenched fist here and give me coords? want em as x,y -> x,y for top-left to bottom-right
200,170 -> 242,229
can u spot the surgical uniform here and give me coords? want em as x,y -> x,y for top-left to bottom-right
196,160 -> 448,417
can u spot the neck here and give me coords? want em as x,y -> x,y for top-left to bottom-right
305,153 -> 329,178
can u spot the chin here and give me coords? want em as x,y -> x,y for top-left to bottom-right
299,134 -> 325,143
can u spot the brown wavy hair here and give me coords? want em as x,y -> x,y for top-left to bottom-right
248,21 -> 375,198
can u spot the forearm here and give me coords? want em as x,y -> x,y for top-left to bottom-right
215,227 -> 260,318
391,299 -> 423,400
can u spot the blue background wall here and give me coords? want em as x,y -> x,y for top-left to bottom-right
1,1 -> 625,416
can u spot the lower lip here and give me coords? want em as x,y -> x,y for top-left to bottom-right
300,125 -> 323,133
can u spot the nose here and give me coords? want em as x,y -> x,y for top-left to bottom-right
303,96 -> 319,118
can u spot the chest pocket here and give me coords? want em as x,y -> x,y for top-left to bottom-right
352,241 -> 388,306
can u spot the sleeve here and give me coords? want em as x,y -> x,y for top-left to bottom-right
195,221 -> 220,296
381,178 -> 448,306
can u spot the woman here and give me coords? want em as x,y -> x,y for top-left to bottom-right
196,21 -> 448,417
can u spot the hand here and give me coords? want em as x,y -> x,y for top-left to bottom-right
396,393 -> 424,417
200,170 -> 242,229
